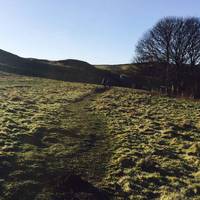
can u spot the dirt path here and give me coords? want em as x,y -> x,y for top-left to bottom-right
1,88 -> 112,200
40,89 -> 113,199
64,91 -> 111,183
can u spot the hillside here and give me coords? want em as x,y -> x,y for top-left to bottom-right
0,49 -> 168,91
0,49 -> 122,86
96,63 -> 200,99
95,63 -> 165,90
0,72 -> 199,200
2,49 -> 197,95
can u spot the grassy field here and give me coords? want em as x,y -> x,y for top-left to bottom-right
91,88 -> 200,199
0,72 -> 200,199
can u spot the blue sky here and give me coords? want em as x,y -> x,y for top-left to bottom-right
0,0 -> 199,64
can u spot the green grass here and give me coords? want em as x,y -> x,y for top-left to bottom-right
0,72 -> 200,199
0,73 -> 109,199
91,88 -> 200,199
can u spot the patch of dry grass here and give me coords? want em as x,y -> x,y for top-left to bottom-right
91,87 -> 200,199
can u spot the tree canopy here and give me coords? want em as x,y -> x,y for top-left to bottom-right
135,17 -> 200,67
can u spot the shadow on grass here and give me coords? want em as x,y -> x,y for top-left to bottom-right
53,174 -> 111,200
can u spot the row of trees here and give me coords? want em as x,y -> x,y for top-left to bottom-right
134,17 -> 200,98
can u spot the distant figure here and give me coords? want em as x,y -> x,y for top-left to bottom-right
101,77 -> 106,87
101,77 -> 111,89
105,78 -> 111,89
120,74 -> 128,80
120,74 -> 132,87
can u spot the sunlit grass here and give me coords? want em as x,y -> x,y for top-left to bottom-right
0,72 -> 200,199
91,88 -> 200,199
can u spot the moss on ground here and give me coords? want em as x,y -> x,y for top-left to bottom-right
91,88 -> 200,199
0,73 -> 111,199
0,72 -> 200,199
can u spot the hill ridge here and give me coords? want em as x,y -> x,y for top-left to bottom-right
0,48 -> 124,86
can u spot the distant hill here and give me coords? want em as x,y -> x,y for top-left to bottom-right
96,63 -> 165,89
2,49 -> 197,95
0,49 -> 123,86
97,62 -> 200,98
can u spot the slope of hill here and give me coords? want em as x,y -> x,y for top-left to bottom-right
0,49 -> 122,86
96,63 -> 164,89
0,72 -> 199,199
96,62 -> 200,98
0,49 -> 176,91
1,49 -> 200,97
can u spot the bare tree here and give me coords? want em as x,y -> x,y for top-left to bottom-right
134,17 -> 200,67
185,18 -> 200,67
134,17 -> 200,97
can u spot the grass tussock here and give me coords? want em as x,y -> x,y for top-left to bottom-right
91,87 -> 200,199
0,73 -> 200,199
0,74 -> 110,199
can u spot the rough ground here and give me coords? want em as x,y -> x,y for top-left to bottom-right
0,73 -> 112,200
0,72 -> 200,200
91,88 -> 200,200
